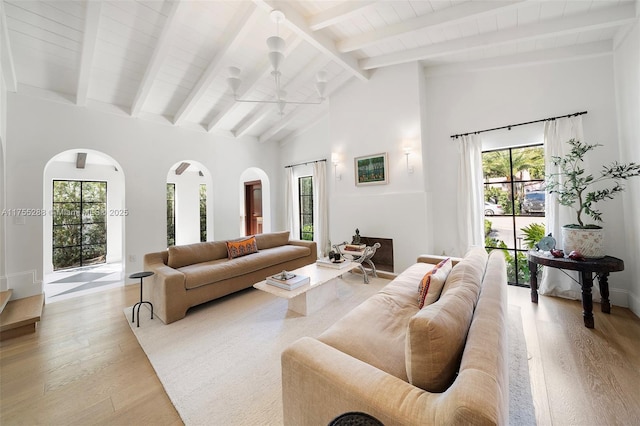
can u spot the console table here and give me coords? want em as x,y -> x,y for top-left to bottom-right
528,251 -> 624,328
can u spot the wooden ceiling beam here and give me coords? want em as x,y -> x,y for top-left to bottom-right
174,3 -> 259,126
308,1 -> 378,31
360,3 -> 636,70
175,162 -> 190,175
338,0 -> 529,53
76,0 -> 102,106
130,0 -> 184,117
76,153 -> 87,169
0,1 -> 17,92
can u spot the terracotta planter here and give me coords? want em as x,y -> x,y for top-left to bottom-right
561,226 -> 604,258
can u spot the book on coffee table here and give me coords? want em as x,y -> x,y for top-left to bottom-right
266,273 -> 310,290
316,258 -> 353,269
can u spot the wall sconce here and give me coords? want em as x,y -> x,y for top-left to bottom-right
331,153 -> 342,181
403,147 -> 414,174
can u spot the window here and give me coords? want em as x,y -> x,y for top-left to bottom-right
482,145 -> 545,286
167,183 -> 175,247
52,180 -> 107,270
298,176 -> 313,241
199,184 -> 207,242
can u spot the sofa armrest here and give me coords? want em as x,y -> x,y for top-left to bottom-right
417,254 -> 462,266
287,239 -> 317,259
282,337 -> 442,426
143,252 -> 188,324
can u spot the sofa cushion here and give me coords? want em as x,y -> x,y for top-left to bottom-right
418,258 -> 452,309
167,241 -> 228,268
318,262 -> 433,381
405,247 -> 487,392
254,231 -> 290,249
226,236 -> 259,259
180,245 -> 311,289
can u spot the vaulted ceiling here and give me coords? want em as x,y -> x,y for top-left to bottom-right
1,1 -> 637,143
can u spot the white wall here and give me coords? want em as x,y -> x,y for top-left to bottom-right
423,55 -> 632,306
281,62 -> 430,273
4,92 -> 279,298
0,74 -> 6,291
614,18 -> 640,316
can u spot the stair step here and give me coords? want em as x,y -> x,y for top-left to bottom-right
0,294 -> 44,341
0,289 -> 12,314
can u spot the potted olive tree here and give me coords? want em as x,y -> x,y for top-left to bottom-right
545,138 -> 640,258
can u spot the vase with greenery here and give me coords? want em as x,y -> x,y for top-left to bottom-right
545,138 -> 640,257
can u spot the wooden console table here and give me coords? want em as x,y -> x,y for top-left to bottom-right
528,251 -> 624,328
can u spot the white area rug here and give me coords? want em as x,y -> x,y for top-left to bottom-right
125,275 -> 535,425
125,273 -> 388,425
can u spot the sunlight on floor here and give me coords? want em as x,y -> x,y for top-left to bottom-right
44,263 -> 124,303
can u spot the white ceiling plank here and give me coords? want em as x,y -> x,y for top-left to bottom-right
0,1 -> 17,92
254,0 -> 369,81
308,1 -> 379,31
231,53 -> 331,137
423,40 -> 613,76
130,0 -> 184,117
259,71 -> 353,143
361,3 -> 636,70
338,0 -> 529,53
76,0 -> 102,106
173,3 -> 259,126
206,35 -> 302,131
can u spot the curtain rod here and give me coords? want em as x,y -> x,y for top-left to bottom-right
284,158 -> 326,169
450,111 -> 588,139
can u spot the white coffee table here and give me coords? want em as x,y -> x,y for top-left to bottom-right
253,262 -> 357,315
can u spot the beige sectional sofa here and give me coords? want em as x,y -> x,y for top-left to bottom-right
143,231 -> 317,324
281,247 -> 508,425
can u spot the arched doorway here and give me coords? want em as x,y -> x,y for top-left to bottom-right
239,168 -> 271,236
166,161 -> 213,246
42,149 -> 125,302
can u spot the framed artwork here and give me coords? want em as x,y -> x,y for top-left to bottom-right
354,153 -> 388,186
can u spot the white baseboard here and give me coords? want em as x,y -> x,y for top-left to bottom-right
609,287 -> 629,308
628,290 -> 640,318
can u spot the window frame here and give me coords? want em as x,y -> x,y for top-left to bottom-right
298,176 -> 313,241
482,143 -> 545,287
52,180 -> 107,270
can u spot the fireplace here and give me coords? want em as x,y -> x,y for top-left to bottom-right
359,236 -> 394,273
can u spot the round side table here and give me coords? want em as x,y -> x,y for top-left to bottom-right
130,271 -> 154,327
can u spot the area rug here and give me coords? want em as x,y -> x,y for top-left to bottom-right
125,276 -> 536,425
508,305 -> 537,425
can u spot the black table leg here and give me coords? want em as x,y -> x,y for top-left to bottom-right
131,276 -> 154,327
598,272 -> 611,314
580,271 -> 594,329
529,260 -> 538,303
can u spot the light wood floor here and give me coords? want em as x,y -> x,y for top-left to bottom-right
1,284 -> 639,425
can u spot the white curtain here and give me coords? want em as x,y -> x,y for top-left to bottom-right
539,116 -> 598,299
284,167 -> 295,234
457,134 -> 485,255
312,161 -> 328,258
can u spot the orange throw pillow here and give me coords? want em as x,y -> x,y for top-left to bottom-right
226,236 -> 259,259
417,258 -> 452,309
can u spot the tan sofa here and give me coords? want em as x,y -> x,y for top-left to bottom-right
281,247 -> 508,425
143,231 -> 317,324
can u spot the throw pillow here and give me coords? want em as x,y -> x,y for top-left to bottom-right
417,258 -> 452,309
226,236 -> 259,259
